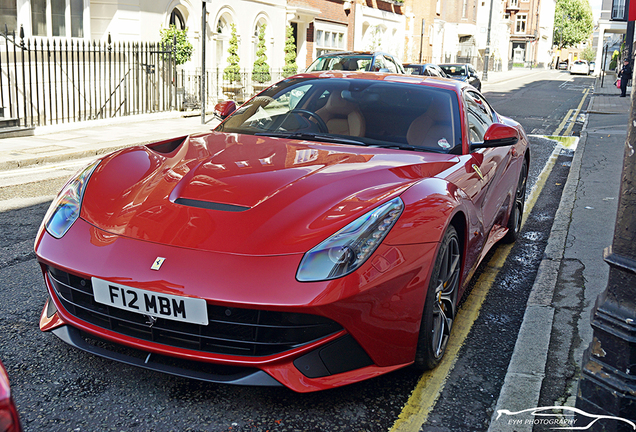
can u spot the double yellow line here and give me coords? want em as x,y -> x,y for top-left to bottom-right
390,87 -> 590,432
553,88 -> 590,136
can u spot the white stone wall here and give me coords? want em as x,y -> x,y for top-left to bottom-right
354,4 -> 406,62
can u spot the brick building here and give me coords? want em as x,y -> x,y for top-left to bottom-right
287,0 -> 405,69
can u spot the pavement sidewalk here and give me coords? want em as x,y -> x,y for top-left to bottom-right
489,76 -> 631,430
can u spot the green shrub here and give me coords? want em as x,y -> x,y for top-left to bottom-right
224,23 -> 241,83
282,26 -> 298,78
252,24 -> 271,83
160,25 -> 193,66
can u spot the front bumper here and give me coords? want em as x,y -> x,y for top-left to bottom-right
37,219 -> 435,392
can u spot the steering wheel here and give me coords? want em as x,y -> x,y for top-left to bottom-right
289,109 -> 329,133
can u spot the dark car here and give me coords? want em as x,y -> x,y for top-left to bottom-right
404,63 -> 449,78
439,63 -> 481,91
306,51 -> 405,74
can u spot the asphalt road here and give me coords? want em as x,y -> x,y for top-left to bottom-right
0,70 -> 594,432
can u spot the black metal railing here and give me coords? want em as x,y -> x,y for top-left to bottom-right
0,27 -> 177,128
176,68 -> 289,111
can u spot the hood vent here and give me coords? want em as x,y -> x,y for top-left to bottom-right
175,198 -> 250,212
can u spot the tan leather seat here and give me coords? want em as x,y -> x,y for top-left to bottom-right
316,91 -> 366,137
406,96 -> 455,151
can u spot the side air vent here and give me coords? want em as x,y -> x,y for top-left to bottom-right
175,198 -> 250,212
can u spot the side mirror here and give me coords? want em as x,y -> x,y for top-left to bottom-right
214,100 -> 237,119
471,123 -> 520,150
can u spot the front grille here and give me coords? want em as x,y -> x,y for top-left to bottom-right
47,266 -> 342,357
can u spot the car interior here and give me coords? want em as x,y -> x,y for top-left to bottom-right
219,78 -> 463,154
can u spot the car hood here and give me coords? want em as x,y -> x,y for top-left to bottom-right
81,132 -> 456,255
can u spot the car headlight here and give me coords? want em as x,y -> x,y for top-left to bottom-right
296,197 -> 404,282
43,160 -> 100,239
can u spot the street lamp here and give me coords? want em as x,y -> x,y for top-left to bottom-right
482,0 -> 495,81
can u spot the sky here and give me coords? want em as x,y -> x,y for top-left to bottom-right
590,0 -> 602,22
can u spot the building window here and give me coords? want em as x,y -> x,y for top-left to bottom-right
32,0 -> 84,37
170,8 -> 185,30
315,21 -> 346,56
70,0 -> 83,37
32,0 -> 47,36
436,0 -> 441,14
515,14 -> 527,33
509,0 -> 519,7
462,0 -> 467,18
612,0 -> 626,20
0,0 -> 17,33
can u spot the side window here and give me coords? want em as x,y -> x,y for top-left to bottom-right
427,66 -> 441,77
465,91 -> 493,143
373,56 -> 386,71
384,56 -> 398,73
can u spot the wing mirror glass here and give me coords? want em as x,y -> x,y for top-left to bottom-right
471,123 -> 520,151
214,100 -> 237,119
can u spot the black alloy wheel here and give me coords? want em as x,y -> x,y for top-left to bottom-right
414,225 -> 461,370
502,158 -> 528,244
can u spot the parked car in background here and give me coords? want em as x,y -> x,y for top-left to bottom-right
570,60 -> 590,75
404,63 -> 449,78
558,60 -> 569,70
305,51 -> 405,74
589,61 -> 596,74
0,360 -> 22,432
439,63 -> 482,91
37,71 -> 529,393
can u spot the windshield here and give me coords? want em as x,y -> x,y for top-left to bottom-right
215,77 -> 462,154
440,65 -> 467,76
306,55 -> 374,72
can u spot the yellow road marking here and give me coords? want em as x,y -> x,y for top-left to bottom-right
564,88 -> 590,136
390,145 -> 561,432
553,88 -> 590,136
553,109 -> 574,136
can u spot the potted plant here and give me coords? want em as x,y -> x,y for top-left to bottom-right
252,23 -> 271,91
282,25 -> 298,78
223,23 -> 242,100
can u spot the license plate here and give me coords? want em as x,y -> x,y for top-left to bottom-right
92,278 -> 209,325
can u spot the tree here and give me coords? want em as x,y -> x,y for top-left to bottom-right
252,24 -> 271,83
283,25 -> 298,78
160,25 -> 193,66
224,23 -> 241,83
553,0 -> 594,49
580,46 -> 596,62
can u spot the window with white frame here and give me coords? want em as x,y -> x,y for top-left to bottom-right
509,0 -> 519,7
315,21 -> 346,57
515,14 -> 527,33
0,0 -> 17,33
32,0 -> 84,37
612,0 -> 626,20
462,0 -> 467,18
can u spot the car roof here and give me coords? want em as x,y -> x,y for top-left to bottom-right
316,51 -> 395,57
290,71 -> 465,91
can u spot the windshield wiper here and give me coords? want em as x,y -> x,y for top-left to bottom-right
254,131 -> 367,146
371,143 -> 443,153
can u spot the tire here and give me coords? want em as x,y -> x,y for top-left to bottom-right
502,158 -> 528,244
413,225 -> 461,370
